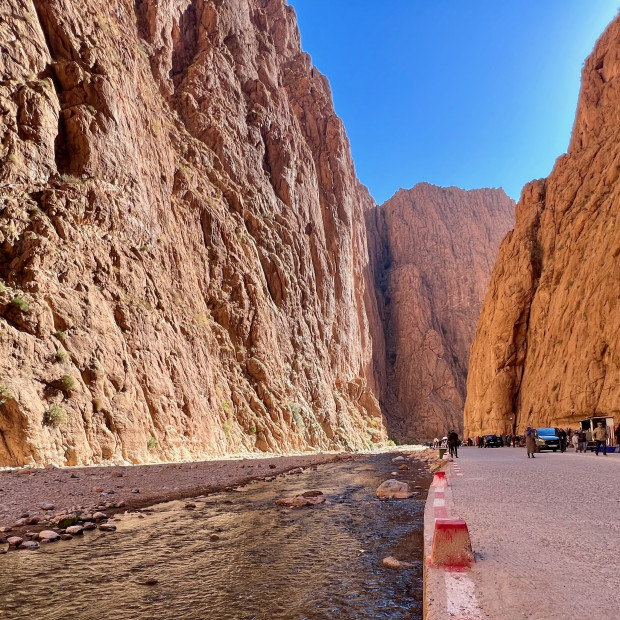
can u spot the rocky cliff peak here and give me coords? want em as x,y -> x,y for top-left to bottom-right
465,14 -> 620,436
368,183 -> 515,440
0,0 -> 385,466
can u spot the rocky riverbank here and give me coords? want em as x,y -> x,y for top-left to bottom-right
0,447 -> 439,551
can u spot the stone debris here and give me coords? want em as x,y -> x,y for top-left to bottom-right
276,490 -> 326,507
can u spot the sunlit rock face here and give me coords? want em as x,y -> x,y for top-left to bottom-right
0,0 -> 386,466
368,183 -> 514,441
465,15 -> 620,437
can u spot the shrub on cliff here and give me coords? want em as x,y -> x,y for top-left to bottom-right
44,405 -> 67,427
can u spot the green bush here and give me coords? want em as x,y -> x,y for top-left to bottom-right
60,374 -> 75,393
44,405 -> 67,427
0,384 -> 14,404
249,424 -> 257,434
56,348 -> 69,363
54,330 -> 66,341
92,397 -> 104,412
289,402 -> 304,430
10,297 -> 29,313
147,437 -> 157,450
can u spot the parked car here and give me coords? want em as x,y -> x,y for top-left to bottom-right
535,428 -> 560,452
484,435 -> 502,447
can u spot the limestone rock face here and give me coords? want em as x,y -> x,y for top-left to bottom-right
0,0 -> 385,466
465,15 -> 620,436
368,184 -> 514,440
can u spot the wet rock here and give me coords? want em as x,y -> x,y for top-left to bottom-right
7,536 -> 23,547
65,525 -> 84,535
60,534 -> 73,541
25,517 -> 39,525
92,512 -> 108,522
83,522 -> 97,531
382,556 -> 414,570
0,547 -> 6,554
98,523 -> 117,532
19,541 -> 39,550
38,530 -> 61,542
376,480 -> 414,499
276,491 -> 326,507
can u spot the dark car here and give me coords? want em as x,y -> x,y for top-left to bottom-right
484,435 -> 502,447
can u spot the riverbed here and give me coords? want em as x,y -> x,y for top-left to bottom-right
0,453 -> 431,619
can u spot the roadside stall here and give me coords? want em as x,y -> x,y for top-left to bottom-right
579,416 -> 617,452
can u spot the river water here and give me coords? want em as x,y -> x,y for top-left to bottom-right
0,454 -> 430,619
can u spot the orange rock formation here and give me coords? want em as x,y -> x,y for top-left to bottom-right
465,15 -> 620,436
0,0 -> 385,465
368,184 -> 514,440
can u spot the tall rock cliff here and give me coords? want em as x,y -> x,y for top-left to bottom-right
465,14 -> 620,436
0,0 -> 385,466
368,184 -> 514,440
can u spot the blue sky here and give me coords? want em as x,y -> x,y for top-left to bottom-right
287,1 -> 619,204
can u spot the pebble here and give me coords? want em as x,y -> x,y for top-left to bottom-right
38,530 -> 61,542
15,518 -> 26,526
19,541 -> 40,550
391,456 -> 405,463
0,547 -> 6,554
209,534 -> 220,542
7,536 -> 23,547
92,486 -> 103,493
382,556 -> 414,570
398,464 -> 409,471
83,522 -> 97,531
40,502 -> 55,511
60,534 -> 73,541
92,512 -> 108,522
184,502 -> 196,509
65,525 -> 84,535
98,523 -> 117,532
132,488 -> 140,493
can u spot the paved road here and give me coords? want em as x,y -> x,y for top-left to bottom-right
450,446 -> 619,619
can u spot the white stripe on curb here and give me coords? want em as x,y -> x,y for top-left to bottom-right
444,571 -> 483,619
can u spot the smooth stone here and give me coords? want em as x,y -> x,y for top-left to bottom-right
391,456 -> 405,462
40,502 -> 55,511
376,479 -> 414,499
65,525 -> 84,535
19,541 -> 40,550
98,523 -> 117,531
83,522 -> 97,530
38,530 -> 61,542
7,536 -> 23,547
92,512 -> 108,522
382,556 -> 414,570
398,464 -> 409,470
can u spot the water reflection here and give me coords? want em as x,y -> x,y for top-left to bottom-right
0,454 -> 430,619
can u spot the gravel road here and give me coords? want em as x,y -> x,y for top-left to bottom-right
451,447 -> 619,619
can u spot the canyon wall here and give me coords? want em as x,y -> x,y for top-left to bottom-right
0,0 -> 386,466
465,14 -> 620,436
369,184 -> 514,440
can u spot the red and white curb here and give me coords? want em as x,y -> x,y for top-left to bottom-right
424,462 -> 483,620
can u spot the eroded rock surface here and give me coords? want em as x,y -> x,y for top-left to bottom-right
368,184 -> 514,440
465,16 -> 620,436
0,0 -> 385,466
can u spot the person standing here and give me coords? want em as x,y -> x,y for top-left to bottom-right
578,428 -> 588,453
525,426 -> 536,458
447,430 -> 459,458
615,423 -> 620,450
593,422 -> 607,456
571,430 -> 579,452
558,428 -> 567,453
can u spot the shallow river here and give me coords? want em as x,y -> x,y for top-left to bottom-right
0,454 -> 430,619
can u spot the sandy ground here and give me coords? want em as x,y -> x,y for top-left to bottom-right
0,446 -> 437,539
450,447 -> 620,619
